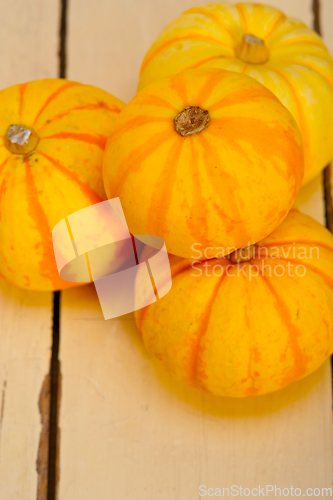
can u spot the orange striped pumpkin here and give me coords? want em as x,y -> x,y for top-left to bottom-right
138,2 -> 333,185
135,209 -> 333,397
0,79 -> 124,290
103,68 -> 304,259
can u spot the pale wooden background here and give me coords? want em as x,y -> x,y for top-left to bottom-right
0,0 -> 332,499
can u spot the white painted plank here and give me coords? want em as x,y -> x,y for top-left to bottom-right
59,287 -> 332,499
0,281 -> 53,499
61,0 -> 332,498
0,1 -> 59,498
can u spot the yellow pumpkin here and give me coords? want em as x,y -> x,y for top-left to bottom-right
0,79 -> 125,290
135,209 -> 333,397
103,68 -> 304,259
138,2 -> 333,185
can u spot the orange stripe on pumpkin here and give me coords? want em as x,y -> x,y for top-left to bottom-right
19,83 -> 28,121
275,59 -> 333,92
133,95 -> 179,114
208,86 -> 280,112
169,73 -> 188,106
106,115 -> 171,148
264,257 -> 333,292
40,131 -> 107,150
182,54 -> 235,72
271,37 -> 325,52
235,3 -> 249,33
32,81 -> 81,126
264,65 -> 309,168
183,7 -> 236,42
260,273 -> 307,387
147,139 -> 184,237
38,101 -> 122,131
24,158 -> 65,290
0,157 -> 12,222
263,12 -> 287,41
36,150 -> 104,205
107,130 -> 175,197
209,115 -> 303,188
189,271 -> 227,386
198,134 -> 245,240
141,34 -> 234,73
196,69 -> 227,106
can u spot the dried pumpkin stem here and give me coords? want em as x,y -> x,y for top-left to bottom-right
235,33 -> 270,64
229,244 -> 257,263
174,106 -> 210,137
5,124 -> 39,155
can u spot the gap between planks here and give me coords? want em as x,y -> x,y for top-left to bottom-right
37,0 -> 69,497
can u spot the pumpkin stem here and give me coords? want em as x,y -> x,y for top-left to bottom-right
229,244 -> 257,263
5,125 -> 39,155
235,34 -> 269,64
174,106 -> 210,137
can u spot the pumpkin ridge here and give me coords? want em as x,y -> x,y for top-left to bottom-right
189,271 -> 227,387
209,86 -> 280,112
32,81 -> 81,126
183,138 -> 211,242
19,83 -> 28,121
198,134 -> 244,230
271,37 -> 326,52
265,256 -> 333,292
106,116 -> 171,148
169,73 -> 189,106
36,150 -> 103,205
141,34 -> 234,73
40,131 -> 107,150
274,60 -> 333,92
24,158 -> 63,289
108,131 -> 174,197
0,158 -> 12,223
133,95 -> 179,113
183,7 -> 237,42
147,139 -> 184,237
197,70 -> 229,106
235,3 -> 249,33
259,273 -> 307,388
207,117 -> 301,188
0,156 -> 11,179
182,54 -> 235,72
263,12 -> 287,41
260,65 -> 308,170
38,102 -> 122,131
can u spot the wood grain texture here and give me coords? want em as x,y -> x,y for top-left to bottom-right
0,281 -> 53,499
60,0 -> 333,498
0,1 -> 59,498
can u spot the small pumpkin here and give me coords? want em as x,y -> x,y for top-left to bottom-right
103,68 -> 304,259
135,209 -> 333,397
138,2 -> 333,185
0,79 -> 125,290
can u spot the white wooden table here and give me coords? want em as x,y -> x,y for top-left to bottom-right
0,1 -> 332,499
